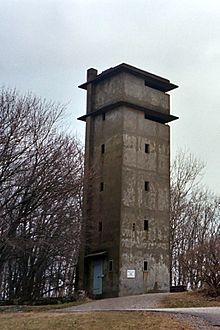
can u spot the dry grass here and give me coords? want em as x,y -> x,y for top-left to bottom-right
0,311 -> 197,330
0,299 -> 91,313
22,299 -> 90,312
161,291 -> 220,308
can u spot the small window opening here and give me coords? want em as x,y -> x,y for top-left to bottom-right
100,182 -> 104,191
144,261 -> 148,271
109,260 -> 113,272
145,181 -> 149,191
132,223 -> 135,231
145,144 -> 150,153
98,221 -> 102,232
144,220 -> 149,231
144,113 -> 148,119
102,113 -> 106,121
101,144 -> 105,154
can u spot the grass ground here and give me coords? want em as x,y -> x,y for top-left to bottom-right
161,291 -> 220,308
0,298 -> 91,313
0,311 -> 197,330
20,299 -> 90,312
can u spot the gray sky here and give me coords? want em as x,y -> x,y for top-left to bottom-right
1,0 -> 220,194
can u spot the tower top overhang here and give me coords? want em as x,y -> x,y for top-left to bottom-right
78,63 -> 178,93
77,101 -> 178,123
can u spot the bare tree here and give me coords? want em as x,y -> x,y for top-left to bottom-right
170,150 -> 220,295
0,88 -> 84,303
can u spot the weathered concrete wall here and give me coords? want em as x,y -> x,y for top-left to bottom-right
123,73 -> 170,114
93,73 -> 125,109
85,108 -> 124,297
93,72 -> 169,114
119,107 -> 170,296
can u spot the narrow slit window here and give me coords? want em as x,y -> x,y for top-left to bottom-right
98,221 -> 102,232
144,261 -> 148,271
100,182 -> 104,191
132,223 -> 135,231
145,144 -> 149,153
145,181 -> 149,191
109,260 -> 113,272
102,113 -> 106,121
101,144 -> 105,154
144,220 -> 148,231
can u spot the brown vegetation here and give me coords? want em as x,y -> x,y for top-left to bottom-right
161,291 -> 220,308
0,311 -> 197,330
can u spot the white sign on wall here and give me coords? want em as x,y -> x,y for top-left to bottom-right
127,269 -> 135,278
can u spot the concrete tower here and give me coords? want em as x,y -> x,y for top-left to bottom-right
78,63 -> 178,298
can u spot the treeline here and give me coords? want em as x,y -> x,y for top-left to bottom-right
0,88 -> 83,303
170,151 -> 220,296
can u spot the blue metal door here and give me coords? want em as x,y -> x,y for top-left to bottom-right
93,259 -> 103,295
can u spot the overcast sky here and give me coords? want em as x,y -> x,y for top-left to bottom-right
1,0 -> 220,194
